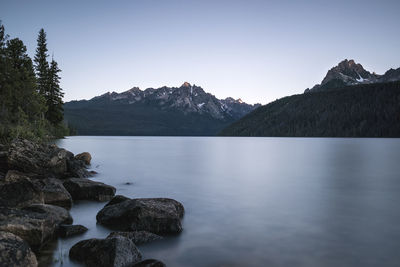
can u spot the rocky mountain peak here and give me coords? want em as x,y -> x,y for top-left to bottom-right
305,59 -> 400,93
181,82 -> 191,88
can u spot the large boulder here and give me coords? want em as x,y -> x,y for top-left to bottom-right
0,204 -> 72,251
0,170 -> 44,208
63,178 -> 116,201
75,152 -> 92,165
58,224 -> 88,238
0,231 -> 38,267
7,139 -> 91,178
69,236 -> 142,267
107,231 -> 162,245
132,259 -> 166,267
34,178 -> 72,209
7,139 -> 71,176
96,197 -> 184,234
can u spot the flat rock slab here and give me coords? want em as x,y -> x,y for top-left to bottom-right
107,231 -> 162,245
0,231 -> 38,267
0,204 -> 72,251
58,224 -> 88,238
69,236 -> 142,267
63,178 -> 116,201
96,197 -> 184,234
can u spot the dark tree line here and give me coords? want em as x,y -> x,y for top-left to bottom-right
0,21 -> 67,142
219,81 -> 400,137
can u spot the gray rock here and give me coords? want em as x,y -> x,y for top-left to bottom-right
0,231 -> 38,267
63,178 -> 116,201
0,204 -> 72,251
107,231 -> 162,245
7,139 -> 71,177
69,236 -> 142,267
75,152 -> 92,165
132,259 -> 166,267
67,157 -> 91,178
7,139 -> 91,178
96,197 -> 184,234
105,195 -> 130,207
0,170 -> 44,208
58,224 -> 88,237
34,178 -> 72,209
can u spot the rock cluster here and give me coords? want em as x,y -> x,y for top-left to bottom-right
0,139 -> 105,266
0,139 -> 181,266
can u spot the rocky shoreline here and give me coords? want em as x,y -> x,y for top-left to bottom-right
0,139 -> 184,267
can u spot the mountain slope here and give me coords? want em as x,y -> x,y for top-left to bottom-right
64,83 -> 260,136
220,81 -> 400,137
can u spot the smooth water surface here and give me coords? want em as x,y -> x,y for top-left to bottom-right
44,137 -> 400,267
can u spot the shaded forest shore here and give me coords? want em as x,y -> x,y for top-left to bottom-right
0,139 -> 184,267
0,21 -> 72,144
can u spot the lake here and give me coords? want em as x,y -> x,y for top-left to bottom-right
41,136 -> 400,267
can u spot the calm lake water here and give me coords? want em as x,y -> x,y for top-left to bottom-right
42,136 -> 400,267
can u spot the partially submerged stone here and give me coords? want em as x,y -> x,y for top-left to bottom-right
107,231 -> 162,245
58,224 -> 88,238
69,236 -> 142,267
75,152 -> 92,165
97,197 -> 184,234
63,178 -> 116,201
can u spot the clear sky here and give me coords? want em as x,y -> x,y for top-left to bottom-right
1,0 -> 399,104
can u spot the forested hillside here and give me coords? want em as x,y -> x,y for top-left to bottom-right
0,22 -> 68,142
219,82 -> 400,137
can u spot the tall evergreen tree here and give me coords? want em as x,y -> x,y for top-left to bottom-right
4,38 -> 45,121
46,58 -> 64,124
34,28 -> 49,96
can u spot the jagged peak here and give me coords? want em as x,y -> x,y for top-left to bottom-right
181,82 -> 191,88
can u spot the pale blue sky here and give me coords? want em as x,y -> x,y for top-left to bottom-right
1,0 -> 399,104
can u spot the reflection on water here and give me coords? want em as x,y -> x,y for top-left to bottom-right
41,137 -> 400,267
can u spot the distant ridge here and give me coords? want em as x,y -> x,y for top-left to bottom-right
220,60 -> 400,137
64,83 -> 260,136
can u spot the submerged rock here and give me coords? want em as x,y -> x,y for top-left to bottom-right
0,204 -> 72,251
0,231 -> 38,267
132,259 -> 166,267
75,152 -> 92,165
34,177 -> 72,209
0,170 -> 44,208
96,197 -> 184,234
69,236 -> 142,267
107,231 -> 162,245
58,224 -> 88,237
63,178 -> 116,201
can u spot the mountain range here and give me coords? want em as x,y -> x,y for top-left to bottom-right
220,59 -> 400,137
64,83 -> 260,136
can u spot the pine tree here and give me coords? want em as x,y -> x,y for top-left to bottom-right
46,58 -> 64,124
34,28 -> 49,97
4,38 -> 46,121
